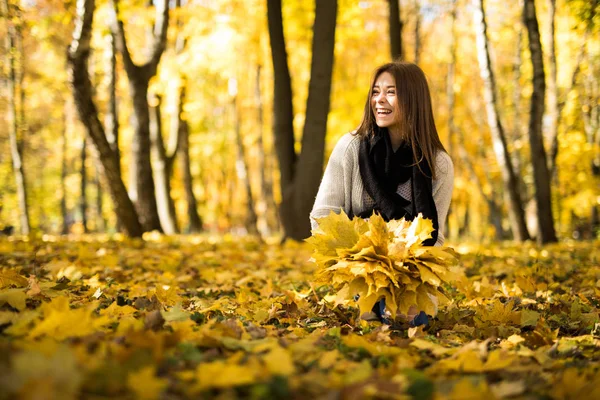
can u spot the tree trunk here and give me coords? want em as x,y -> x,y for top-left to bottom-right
149,93 -> 179,234
413,0 -> 421,64
104,32 -> 120,173
474,0 -> 530,241
268,0 -> 338,241
445,0 -> 457,239
388,0 -> 403,60
546,0 -> 558,158
2,0 -> 30,235
95,167 -> 105,232
457,128 -> 505,240
110,0 -> 169,233
80,137 -> 89,233
61,101 -> 70,235
267,0 -> 296,203
511,28 -> 525,182
255,64 -> 278,236
582,53 -> 600,237
231,88 -> 259,236
523,0 -> 557,244
178,85 -> 203,233
67,0 -> 143,238
295,0 -> 338,241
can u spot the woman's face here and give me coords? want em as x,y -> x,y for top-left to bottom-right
371,71 -> 400,131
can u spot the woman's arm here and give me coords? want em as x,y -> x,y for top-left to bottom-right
309,134 -> 355,231
432,151 -> 454,246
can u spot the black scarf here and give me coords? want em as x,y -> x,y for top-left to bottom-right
358,128 -> 438,246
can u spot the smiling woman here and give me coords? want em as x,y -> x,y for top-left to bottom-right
309,61 -> 454,324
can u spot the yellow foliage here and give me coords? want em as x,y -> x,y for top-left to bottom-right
310,212 -> 463,317
28,296 -> 110,340
0,288 -> 27,311
0,269 -> 29,288
0,236 -> 598,399
127,366 -> 169,400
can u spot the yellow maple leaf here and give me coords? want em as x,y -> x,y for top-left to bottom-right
193,359 -> 260,392
29,296 -> 110,340
0,310 -> 16,325
415,284 -> 438,316
342,333 -> 403,357
404,214 -> 434,248
127,365 -> 169,400
262,346 -> 295,376
365,213 -> 389,255
100,301 -> 138,319
306,210 -> 361,265
397,289 -> 417,315
153,285 -> 182,306
0,288 -> 27,311
447,377 -> 494,400
0,269 -> 29,288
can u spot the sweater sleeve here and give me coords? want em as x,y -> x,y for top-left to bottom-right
432,151 -> 454,246
310,134 -> 355,231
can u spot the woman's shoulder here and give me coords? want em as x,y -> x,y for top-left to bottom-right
433,150 -> 454,178
331,131 -> 361,158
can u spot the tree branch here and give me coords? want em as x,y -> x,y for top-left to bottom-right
110,0 -> 137,76
149,0 -> 169,70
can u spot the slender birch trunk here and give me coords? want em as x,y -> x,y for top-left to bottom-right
231,85 -> 259,236
177,85 -> 203,233
445,0 -> 458,239
149,93 -> 179,234
473,0 -> 530,241
546,0 -> 559,152
80,137 -> 88,233
104,32 -> 120,173
2,0 -> 30,235
255,64 -> 278,235
413,0 -> 421,64
61,101 -> 70,234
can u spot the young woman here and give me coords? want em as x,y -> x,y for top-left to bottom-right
310,61 -> 454,324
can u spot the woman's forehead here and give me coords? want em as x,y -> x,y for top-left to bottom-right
373,71 -> 395,86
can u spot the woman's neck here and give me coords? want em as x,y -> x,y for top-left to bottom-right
388,127 -> 404,151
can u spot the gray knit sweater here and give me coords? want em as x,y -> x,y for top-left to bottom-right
310,133 -> 454,246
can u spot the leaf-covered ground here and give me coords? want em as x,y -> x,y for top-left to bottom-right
0,235 -> 599,399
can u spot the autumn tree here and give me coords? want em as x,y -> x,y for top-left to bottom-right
149,93 -> 179,234
267,0 -> 338,241
2,0 -> 30,235
171,0 -> 202,233
473,0 -> 530,241
523,0 -> 557,243
110,0 -> 169,233
67,0 -> 143,238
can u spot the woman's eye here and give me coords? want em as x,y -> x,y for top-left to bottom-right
387,91 -> 396,95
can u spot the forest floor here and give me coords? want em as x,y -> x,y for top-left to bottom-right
0,234 -> 599,399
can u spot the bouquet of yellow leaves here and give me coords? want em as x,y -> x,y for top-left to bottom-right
307,211 -> 463,319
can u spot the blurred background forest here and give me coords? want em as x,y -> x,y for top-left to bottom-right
0,0 -> 598,244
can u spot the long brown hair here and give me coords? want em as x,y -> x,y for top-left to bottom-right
354,62 -> 447,179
